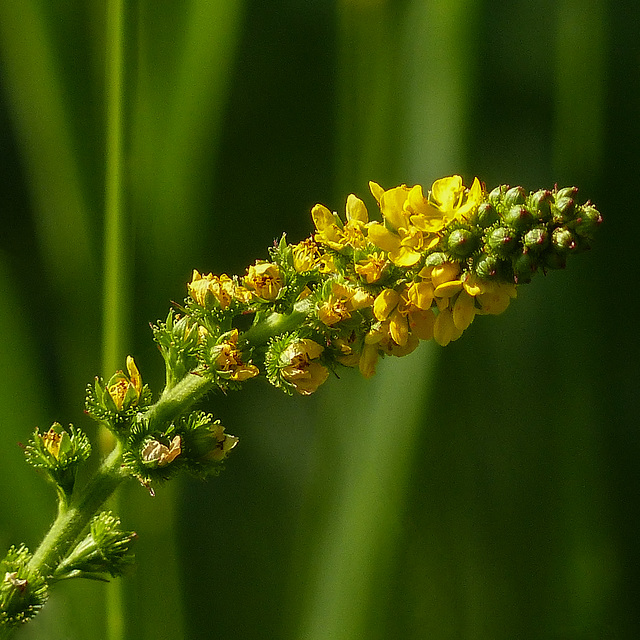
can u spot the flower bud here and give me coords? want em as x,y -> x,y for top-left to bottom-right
529,189 -> 553,222
556,186 -> 578,200
523,226 -> 549,253
503,205 -> 534,233
552,226 -> 577,252
486,226 -> 518,259
423,251 -> 448,268
503,185 -> 526,208
554,195 -> 576,218
488,185 -> 508,208
572,204 -> 603,239
446,228 -> 480,259
473,254 -> 500,279
473,202 -> 499,229
512,251 -> 536,284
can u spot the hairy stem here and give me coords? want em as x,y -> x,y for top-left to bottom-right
27,444 -> 127,576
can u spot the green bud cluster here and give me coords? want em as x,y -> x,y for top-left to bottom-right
464,185 -> 602,284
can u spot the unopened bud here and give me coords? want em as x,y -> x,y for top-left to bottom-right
530,189 -> 553,222
447,228 -> 480,259
487,226 -> 518,259
503,205 -> 534,233
552,226 -> 577,252
523,226 -> 549,253
503,186 -> 526,208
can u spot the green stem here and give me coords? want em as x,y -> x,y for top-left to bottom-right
27,444 -> 127,576
240,298 -> 312,348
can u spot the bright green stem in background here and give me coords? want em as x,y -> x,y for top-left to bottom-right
103,0 -> 128,638
103,0 -> 129,377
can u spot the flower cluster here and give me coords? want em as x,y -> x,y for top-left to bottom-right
3,174 -> 601,632
168,175 -> 600,395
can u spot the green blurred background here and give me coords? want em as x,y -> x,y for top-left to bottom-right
1,0 -> 638,638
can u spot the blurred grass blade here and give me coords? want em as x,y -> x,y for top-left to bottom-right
130,0 -> 246,284
553,0 -> 607,180
296,347 -> 437,640
292,1 -> 476,638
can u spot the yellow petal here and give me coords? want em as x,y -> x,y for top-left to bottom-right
368,223 -> 402,254
430,175 -> 463,210
346,194 -> 368,224
452,290 -> 476,330
408,308 -> 435,341
434,308 -> 456,346
311,204 -> 335,232
359,343 -> 379,378
389,246 -> 422,267
406,281 -> 434,310
369,181 -> 384,205
379,185 -> 411,230
373,288 -> 400,321
389,308 -> 408,346
434,279 -> 463,298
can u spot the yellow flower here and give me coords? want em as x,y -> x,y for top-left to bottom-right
212,329 -> 260,381
367,181 -> 440,267
188,270 -> 237,309
311,194 -> 369,251
108,356 -> 143,411
355,252 -> 388,284
280,339 -> 329,395
367,176 -> 482,267
292,238 -> 319,272
244,261 -> 283,301
318,281 -> 373,326
372,283 -> 436,345
427,175 -> 483,223
427,269 -> 517,346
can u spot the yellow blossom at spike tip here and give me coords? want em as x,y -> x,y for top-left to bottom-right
317,281 -> 373,326
311,194 -> 369,251
107,356 -> 143,411
367,181 -> 441,267
212,329 -> 260,382
244,261 -> 283,301
280,339 -> 329,395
